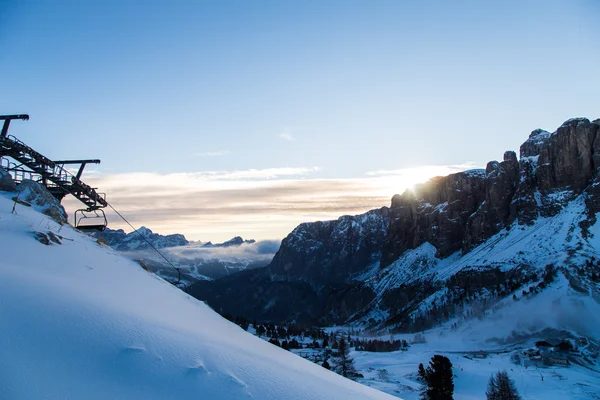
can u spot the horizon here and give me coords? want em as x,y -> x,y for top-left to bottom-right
2,1 -> 599,241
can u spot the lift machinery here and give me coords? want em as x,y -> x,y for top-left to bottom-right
0,114 -> 109,231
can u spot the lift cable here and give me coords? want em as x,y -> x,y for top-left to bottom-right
103,202 -> 185,290
50,181 -> 186,291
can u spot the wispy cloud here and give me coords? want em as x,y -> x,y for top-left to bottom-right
193,150 -> 231,157
366,163 -> 478,177
279,131 -> 294,141
63,164 -> 479,242
192,167 -> 320,180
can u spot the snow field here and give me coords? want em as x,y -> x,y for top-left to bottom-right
0,193 -> 397,400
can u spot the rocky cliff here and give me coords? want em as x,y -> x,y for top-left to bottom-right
190,118 -> 600,332
269,208 -> 390,286
382,118 -> 600,265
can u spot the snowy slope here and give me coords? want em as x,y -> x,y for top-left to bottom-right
0,193 -> 396,400
371,195 -> 592,290
354,194 -> 600,334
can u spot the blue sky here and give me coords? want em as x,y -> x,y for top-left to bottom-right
1,0 -> 599,240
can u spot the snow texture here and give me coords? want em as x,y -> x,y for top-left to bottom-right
0,193 -> 396,400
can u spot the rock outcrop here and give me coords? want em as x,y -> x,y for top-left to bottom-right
15,180 -> 68,224
381,169 -> 487,264
0,169 -> 68,224
464,151 -> 519,249
0,167 -> 16,191
382,118 -> 600,261
269,208 -> 390,286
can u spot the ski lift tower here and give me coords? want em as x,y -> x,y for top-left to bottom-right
0,114 -> 109,231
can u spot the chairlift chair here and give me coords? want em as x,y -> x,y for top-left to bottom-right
74,208 -> 108,232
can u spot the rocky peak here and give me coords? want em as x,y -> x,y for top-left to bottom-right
520,129 -> 551,158
503,150 -> 518,164
384,118 -> 600,264
268,207 -> 390,285
537,117 -> 598,192
382,169 -> 487,264
202,236 -> 257,248
138,226 -> 153,236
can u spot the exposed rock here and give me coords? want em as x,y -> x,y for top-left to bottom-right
33,232 -> 51,245
16,180 -> 68,224
537,118 -> 598,193
503,150 -> 518,165
0,167 -> 16,191
464,151 -> 519,250
47,232 -> 63,244
32,231 -> 62,245
513,118 -> 600,222
269,207 -> 390,286
520,129 -> 550,158
381,169 -> 486,264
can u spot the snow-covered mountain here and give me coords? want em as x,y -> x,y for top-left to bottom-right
0,183 -> 396,400
91,228 -> 276,283
92,226 -> 189,251
190,118 -> 600,339
123,240 -> 278,284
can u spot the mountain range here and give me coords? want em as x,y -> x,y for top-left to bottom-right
91,227 -> 276,283
189,118 -> 600,338
92,226 -> 189,251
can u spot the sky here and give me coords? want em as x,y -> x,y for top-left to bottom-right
1,0 -> 599,241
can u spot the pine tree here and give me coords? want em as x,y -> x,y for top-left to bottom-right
334,338 -> 359,379
418,363 -> 427,382
486,370 -> 521,400
419,355 -> 454,400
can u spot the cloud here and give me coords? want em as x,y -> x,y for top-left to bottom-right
366,162 -> 478,177
192,167 -> 320,180
63,164 -> 480,242
193,150 -> 231,157
161,239 -> 281,260
279,132 -> 294,141
121,240 -> 282,280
